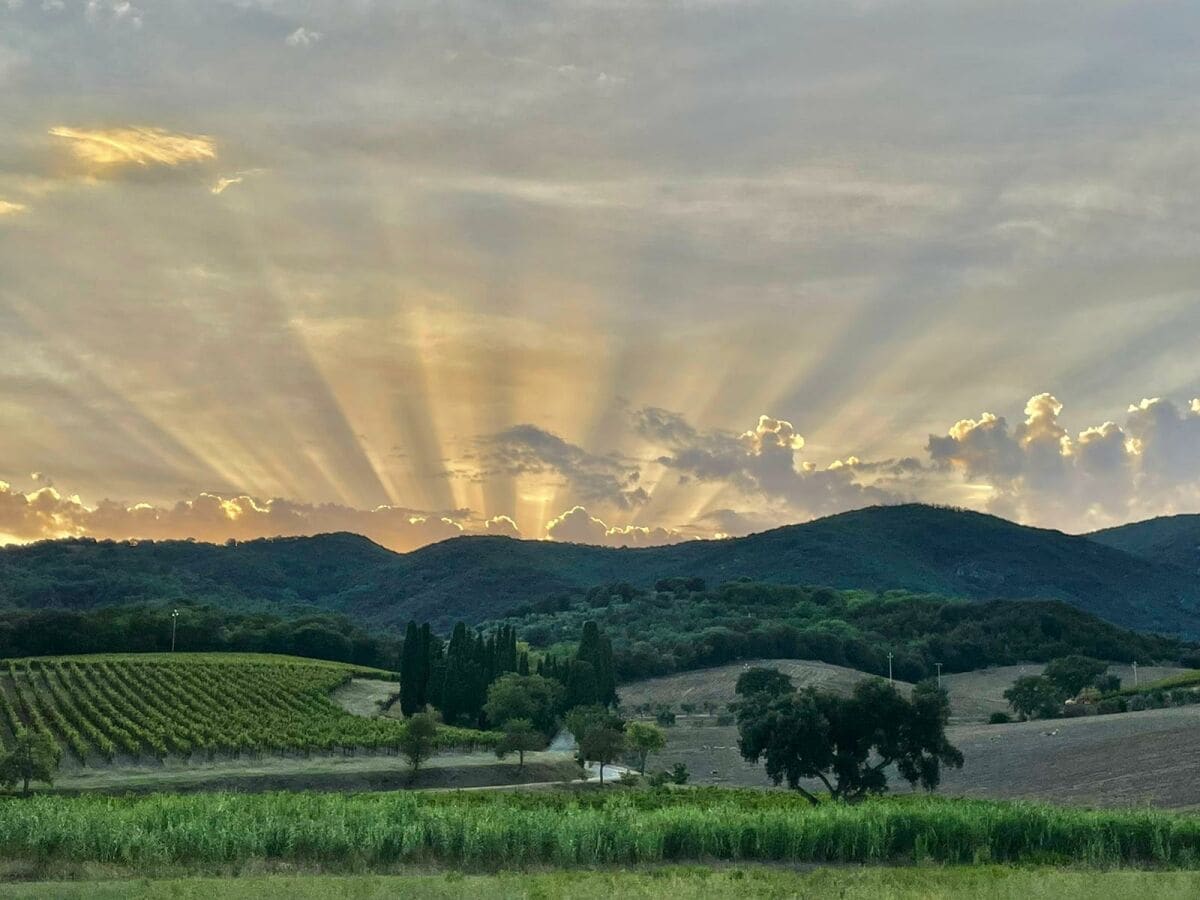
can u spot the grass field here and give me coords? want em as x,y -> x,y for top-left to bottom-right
5,867 -> 1200,899
0,653 -> 492,764
0,790 -> 1198,870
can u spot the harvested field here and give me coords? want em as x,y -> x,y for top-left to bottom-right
644,704 -> 1200,808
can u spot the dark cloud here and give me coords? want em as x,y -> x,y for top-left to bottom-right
482,424 -> 648,509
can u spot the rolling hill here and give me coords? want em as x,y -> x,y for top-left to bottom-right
2,504 -> 1199,636
1090,514 -> 1200,574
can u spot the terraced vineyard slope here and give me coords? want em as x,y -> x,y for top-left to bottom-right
0,653 -> 489,763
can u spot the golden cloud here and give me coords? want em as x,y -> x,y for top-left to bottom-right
0,199 -> 27,216
49,126 -> 216,168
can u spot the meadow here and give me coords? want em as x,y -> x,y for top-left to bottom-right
0,790 -> 1198,871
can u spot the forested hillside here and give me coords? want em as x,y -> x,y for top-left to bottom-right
1090,514 -> 1200,574
1,505 -> 1199,637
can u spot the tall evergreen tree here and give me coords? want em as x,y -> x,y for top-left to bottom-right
576,621 -> 617,707
399,620 -> 422,716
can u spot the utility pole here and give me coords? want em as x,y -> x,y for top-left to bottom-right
171,608 -> 179,652
887,652 -> 894,684
935,662 -> 943,690
1132,661 -> 1138,688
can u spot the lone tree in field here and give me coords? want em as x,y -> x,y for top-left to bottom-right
0,731 -> 61,795
399,712 -> 439,780
1043,656 -> 1108,698
626,722 -> 666,775
495,718 -> 545,770
1004,675 -> 1064,719
579,724 -> 627,784
734,673 -> 962,805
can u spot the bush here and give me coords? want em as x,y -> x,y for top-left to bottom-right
618,771 -> 641,787
1096,697 -> 1127,715
669,762 -> 690,785
655,711 -> 677,727
648,770 -> 670,787
1128,695 -> 1149,712
988,712 -> 1011,725
716,713 -> 735,726
1060,703 -> 1091,718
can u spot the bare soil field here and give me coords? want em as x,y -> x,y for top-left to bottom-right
619,659 -> 914,712
645,704 -> 1200,808
620,660 -> 1193,723
940,664 -> 1191,721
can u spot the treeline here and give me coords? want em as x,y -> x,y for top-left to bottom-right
398,619 -> 617,728
0,605 -> 401,670
498,580 -> 1193,683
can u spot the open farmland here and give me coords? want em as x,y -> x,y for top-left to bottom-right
0,653 -> 493,767
643,704 -> 1200,808
620,659 -> 1194,722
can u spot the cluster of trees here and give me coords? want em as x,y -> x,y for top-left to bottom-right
1003,656 -> 1121,720
732,668 -> 963,804
0,605 -> 401,669
398,619 -> 618,729
498,581 -> 1190,684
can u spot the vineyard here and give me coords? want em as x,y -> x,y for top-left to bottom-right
0,653 -> 493,762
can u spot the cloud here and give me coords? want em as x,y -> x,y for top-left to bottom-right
482,424 -> 648,509
285,27 -> 322,48
638,407 -> 897,516
484,514 -> 521,537
0,481 -> 470,553
49,126 -> 215,169
927,393 -> 1200,529
85,0 -> 142,28
0,200 -> 27,216
544,506 -> 685,547
211,169 -> 264,195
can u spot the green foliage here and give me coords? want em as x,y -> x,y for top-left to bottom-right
483,674 -> 562,737
988,712 -> 1012,725
0,603 -> 401,668
4,791 -> 1200,867
0,731 -> 61,794
625,722 -> 666,775
1044,656 -> 1108,697
564,705 -> 618,744
499,580 -> 1188,686
6,505 -> 1200,637
494,719 -> 546,768
578,724 -> 626,783
399,712 -> 439,775
736,679 -> 962,805
735,667 -> 795,699
1004,676 -> 1064,720
0,654 -> 493,762
669,762 -> 691,785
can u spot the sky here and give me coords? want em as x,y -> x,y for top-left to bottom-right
1,0 -> 1199,551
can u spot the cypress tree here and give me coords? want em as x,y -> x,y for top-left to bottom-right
399,621 -> 422,716
576,621 -> 617,707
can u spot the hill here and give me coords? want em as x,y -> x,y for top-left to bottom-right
2,504 -> 1200,636
1090,514 -> 1200,574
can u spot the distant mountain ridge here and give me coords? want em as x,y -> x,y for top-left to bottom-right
1,504 -> 1199,637
1089,514 -> 1200,575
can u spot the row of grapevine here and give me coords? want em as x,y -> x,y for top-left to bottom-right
0,655 -> 486,764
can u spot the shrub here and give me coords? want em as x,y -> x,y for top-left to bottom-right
988,712 -> 1011,725
655,711 -> 677,727
669,762 -> 690,785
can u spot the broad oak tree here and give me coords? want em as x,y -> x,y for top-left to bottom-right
733,667 -> 962,805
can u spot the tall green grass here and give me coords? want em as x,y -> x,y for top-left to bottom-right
0,790 -> 1196,869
